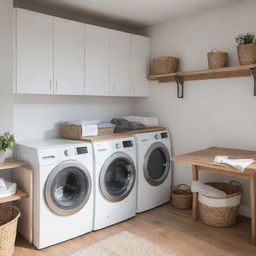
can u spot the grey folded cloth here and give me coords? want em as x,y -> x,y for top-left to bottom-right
111,118 -> 146,132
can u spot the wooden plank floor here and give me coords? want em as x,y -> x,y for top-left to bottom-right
14,204 -> 256,256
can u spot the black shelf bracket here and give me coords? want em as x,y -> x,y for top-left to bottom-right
251,68 -> 256,96
174,75 -> 184,98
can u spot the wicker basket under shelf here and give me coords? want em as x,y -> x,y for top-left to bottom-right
199,181 -> 242,227
172,184 -> 192,209
0,205 -> 20,256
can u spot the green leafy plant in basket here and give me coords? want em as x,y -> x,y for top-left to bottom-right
236,33 -> 256,65
0,132 -> 15,164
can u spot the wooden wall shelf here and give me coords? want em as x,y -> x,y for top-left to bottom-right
0,158 -> 27,171
0,189 -> 28,204
148,64 -> 256,98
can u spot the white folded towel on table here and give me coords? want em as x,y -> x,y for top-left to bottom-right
191,181 -> 226,197
0,178 -> 17,198
213,155 -> 254,172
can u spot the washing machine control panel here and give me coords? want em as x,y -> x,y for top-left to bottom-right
154,134 -> 160,140
122,140 -> 133,148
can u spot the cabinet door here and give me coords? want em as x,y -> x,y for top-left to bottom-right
16,9 -> 53,94
85,25 -> 110,96
54,17 -> 84,95
131,35 -> 150,97
110,30 -> 131,96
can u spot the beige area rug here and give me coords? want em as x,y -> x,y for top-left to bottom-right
71,231 -> 177,256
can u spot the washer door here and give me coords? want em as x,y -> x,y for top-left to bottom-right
100,152 -> 136,202
45,161 -> 92,216
144,142 -> 170,186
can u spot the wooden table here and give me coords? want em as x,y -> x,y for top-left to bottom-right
172,147 -> 256,244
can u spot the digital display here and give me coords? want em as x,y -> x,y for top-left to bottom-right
123,140 -> 133,148
76,147 -> 88,154
161,132 -> 168,139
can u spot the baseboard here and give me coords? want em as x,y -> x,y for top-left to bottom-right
239,205 -> 251,218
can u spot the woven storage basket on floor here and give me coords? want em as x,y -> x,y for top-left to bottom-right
153,56 -> 179,74
172,184 -> 192,209
199,181 -> 242,228
0,205 -> 20,256
237,43 -> 256,65
207,49 -> 228,69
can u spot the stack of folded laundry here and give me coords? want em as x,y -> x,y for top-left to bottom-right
66,120 -> 100,137
0,178 -> 17,198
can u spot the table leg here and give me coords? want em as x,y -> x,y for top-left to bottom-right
192,165 -> 199,220
250,173 -> 256,244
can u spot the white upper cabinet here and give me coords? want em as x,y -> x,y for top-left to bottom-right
85,24 -> 110,96
16,9 -> 53,94
110,30 -> 131,96
53,17 -> 85,95
15,8 -> 150,97
131,35 -> 150,97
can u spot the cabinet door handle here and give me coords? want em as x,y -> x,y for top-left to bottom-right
50,80 -> 52,91
55,81 -> 58,92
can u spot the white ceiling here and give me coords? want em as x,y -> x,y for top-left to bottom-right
15,0 -> 243,28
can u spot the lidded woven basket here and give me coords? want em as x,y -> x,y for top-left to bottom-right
0,205 -> 20,256
153,56 -> 179,74
207,49 -> 228,69
199,181 -> 242,228
172,184 -> 192,209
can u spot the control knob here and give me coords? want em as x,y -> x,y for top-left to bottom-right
64,149 -> 73,156
116,143 -> 121,149
155,134 -> 160,140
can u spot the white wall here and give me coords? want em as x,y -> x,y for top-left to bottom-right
13,95 -> 133,141
135,0 -> 256,216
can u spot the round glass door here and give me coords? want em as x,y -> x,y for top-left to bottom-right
144,142 -> 170,186
100,152 -> 136,202
45,161 -> 92,216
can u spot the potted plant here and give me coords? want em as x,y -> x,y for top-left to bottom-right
236,33 -> 256,65
0,132 -> 15,164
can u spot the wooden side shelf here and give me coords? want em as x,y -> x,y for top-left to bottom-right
148,64 -> 256,98
0,158 -> 27,171
0,189 -> 28,204
148,64 -> 256,82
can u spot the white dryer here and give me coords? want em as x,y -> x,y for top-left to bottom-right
133,130 -> 172,213
15,139 -> 94,249
92,137 -> 137,230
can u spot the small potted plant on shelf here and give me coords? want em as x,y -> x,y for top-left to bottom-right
236,33 -> 256,65
0,132 -> 15,164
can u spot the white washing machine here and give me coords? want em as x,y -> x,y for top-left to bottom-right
92,137 -> 137,230
14,139 -> 94,249
134,130 -> 172,213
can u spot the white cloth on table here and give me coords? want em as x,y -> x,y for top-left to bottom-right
213,155 -> 254,172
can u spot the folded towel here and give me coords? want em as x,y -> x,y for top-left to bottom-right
0,178 -> 17,198
191,181 -> 226,197
67,120 -> 100,126
213,155 -> 254,172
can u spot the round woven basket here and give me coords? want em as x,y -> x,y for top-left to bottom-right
153,56 -> 179,74
0,205 -> 20,256
199,181 -> 242,228
172,184 -> 192,209
207,49 -> 228,69
237,43 -> 256,65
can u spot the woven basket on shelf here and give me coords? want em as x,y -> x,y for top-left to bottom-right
199,181 -> 242,228
237,43 -> 256,65
207,49 -> 228,69
153,56 -> 179,74
0,205 -> 20,256
171,184 -> 192,209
